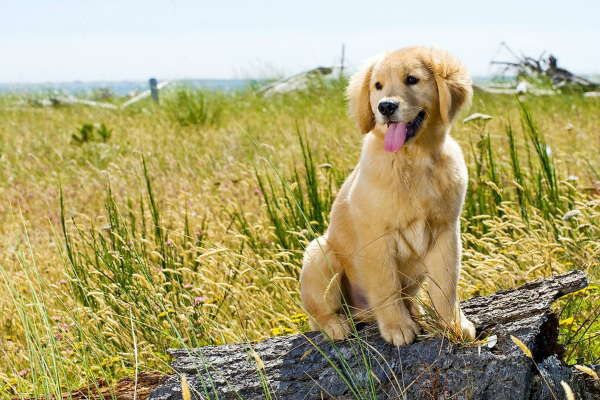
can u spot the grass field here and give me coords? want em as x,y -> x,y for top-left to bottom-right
0,77 -> 598,398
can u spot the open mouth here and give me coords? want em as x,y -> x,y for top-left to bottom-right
406,109 -> 426,139
384,109 -> 426,153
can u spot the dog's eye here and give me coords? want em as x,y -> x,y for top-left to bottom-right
375,82 -> 382,90
406,76 -> 420,85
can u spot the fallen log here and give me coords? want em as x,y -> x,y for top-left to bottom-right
148,270 -> 599,399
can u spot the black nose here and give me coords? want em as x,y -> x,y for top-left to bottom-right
378,100 -> 398,117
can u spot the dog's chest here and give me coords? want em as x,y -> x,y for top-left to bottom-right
387,160 -> 441,258
392,191 -> 434,259
392,161 -> 440,218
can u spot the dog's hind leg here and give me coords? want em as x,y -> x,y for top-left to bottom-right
300,235 -> 351,340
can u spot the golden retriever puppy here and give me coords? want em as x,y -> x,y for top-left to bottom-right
300,46 -> 476,346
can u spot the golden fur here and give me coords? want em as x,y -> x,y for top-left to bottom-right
300,46 -> 476,345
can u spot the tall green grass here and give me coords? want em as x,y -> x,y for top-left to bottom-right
251,127 -> 335,259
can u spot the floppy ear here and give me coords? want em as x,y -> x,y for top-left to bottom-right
427,48 -> 473,124
347,56 -> 378,134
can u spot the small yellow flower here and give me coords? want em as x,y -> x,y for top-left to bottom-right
289,313 -> 309,324
158,311 -> 167,318
120,367 -> 135,374
167,309 -> 175,314
110,356 -> 120,364
271,326 -> 296,336
271,327 -> 283,336
569,286 -> 598,296
559,317 -> 575,326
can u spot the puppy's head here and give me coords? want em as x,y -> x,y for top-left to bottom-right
347,46 -> 472,152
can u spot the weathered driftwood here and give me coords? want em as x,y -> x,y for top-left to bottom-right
253,67 -> 334,96
148,270 -> 599,400
491,43 -> 600,92
50,96 -> 119,109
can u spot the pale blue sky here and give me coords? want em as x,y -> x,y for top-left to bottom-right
1,0 -> 599,83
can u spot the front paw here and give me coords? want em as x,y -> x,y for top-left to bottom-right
379,318 -> 420,346
313,315 -> 352,340
459,316 -> 476,340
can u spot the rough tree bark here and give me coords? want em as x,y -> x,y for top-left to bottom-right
146,270 -> 599,399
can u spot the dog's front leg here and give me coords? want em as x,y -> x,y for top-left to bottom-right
354,230 -> 420,346
423,224 -> 475,340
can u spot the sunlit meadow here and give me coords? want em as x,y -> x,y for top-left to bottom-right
0,77 -> 598,398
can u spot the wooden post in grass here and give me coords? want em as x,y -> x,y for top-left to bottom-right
121,79 -> 173,108
340,44 -> 345,77
149,78 -> 159,103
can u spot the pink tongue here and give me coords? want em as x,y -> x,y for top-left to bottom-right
384,122 -> 407,152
